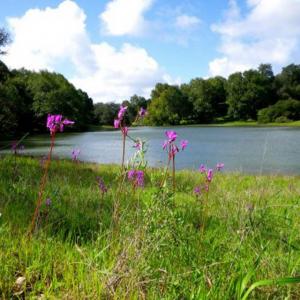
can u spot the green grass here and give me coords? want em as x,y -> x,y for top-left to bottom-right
0,155 -> 300,299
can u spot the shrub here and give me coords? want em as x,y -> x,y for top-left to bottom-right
258,99 -> 300,123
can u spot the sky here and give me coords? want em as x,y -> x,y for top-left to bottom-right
0,0 -> 300,103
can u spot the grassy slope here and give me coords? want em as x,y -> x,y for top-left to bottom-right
0,156 -> 300,299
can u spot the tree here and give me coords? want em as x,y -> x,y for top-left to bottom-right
184,77 -> 227,123
227,65 -> 276,120
275,64 -> 300,100
147,84 -> 191,125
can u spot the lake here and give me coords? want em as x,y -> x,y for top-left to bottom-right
1,126 -> 300,174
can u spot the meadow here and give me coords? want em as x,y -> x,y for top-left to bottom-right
0,154 -> 300,299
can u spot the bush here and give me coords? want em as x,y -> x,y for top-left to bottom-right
258,99 -> 300,123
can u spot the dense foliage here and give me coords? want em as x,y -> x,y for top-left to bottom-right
0,63 -> 94,136
1,56 -> 300,137
95,63 -> 300,126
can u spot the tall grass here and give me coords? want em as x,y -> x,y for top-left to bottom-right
0,155 -> 300,298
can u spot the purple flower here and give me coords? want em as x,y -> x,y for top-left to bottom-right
133,141 -> 141,150
170,144 -> 179,157
216,163 -> 224,171
199,164 -> 207,173
206,169 -> 213,182
136,170 -> 144,187
165,130 -> 177,142
114,119 -> 120,129
127,170 -> 135,180
194,186 -> 201,195
139,108 -> 147,117
11,141 -> 24,154
127,170 -> 144,187
97,177 -> 107,194
118,105 -> 128,120
180,140 -> 188,151
46,114 -> 74,135
162,140 -> 168,150
45,198 -> 52,206
122,127 -> 128,136
71,149 -> 80,161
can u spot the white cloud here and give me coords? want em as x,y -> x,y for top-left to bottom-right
175,14 -> 201,29
100,0 -> 153,36
71,43 -> 173,102
3,0 -> 173,102
209,0 -> 300,77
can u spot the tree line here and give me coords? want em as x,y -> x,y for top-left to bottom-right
1,27 -> 300,138
95,63 -> 300,126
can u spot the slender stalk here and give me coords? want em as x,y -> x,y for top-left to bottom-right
172,155 -> 175,191
201,183 -> 210,235
28,132 -> 55,236
121,132 -> 126,171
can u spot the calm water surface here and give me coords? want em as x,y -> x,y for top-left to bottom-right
2,127 -> 300,174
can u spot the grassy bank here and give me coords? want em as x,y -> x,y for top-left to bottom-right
0,156 -> 300,299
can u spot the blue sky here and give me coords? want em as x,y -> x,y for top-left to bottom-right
1,0 -> 300,102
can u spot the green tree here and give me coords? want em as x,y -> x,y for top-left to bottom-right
0,28 -> 10,55
275,64 -> 300,100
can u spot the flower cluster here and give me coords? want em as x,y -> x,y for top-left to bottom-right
194,163 -> 224,196
97,177 -> 108,194
138,107 -> 147,117
127,170 -> 144,188
46,114 -> 74,135
71,149 -> 80,161
114,105 -> 128,135
162,130 -> 188,159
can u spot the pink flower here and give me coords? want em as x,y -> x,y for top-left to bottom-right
127,170 -> 144,187
194,186 -> 201,195
118,105 -> 127,120
206,169 -> 213,182
46,114 -> 74,135
162,140 -> 168,150
122,127 -> 128,136
139,108 -> 147,117
165,130 -> 177,142
180,140 -> 188,150
199,164 -> 207,173
170,144 -> 179,157
133,141 -> 141,150
97,177 -> 108,194
114,119 -> 120,128
216,163 -> 224,171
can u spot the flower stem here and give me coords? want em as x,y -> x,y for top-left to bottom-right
28,132 -> 55,236
172,155 -> 176,191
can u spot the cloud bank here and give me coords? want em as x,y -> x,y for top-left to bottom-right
3,0 -> 173,102
209,0 -> 300,77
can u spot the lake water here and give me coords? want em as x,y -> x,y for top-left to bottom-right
1,126 -> 300,174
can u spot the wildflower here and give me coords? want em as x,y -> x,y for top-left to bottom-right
97,177 -> 108,194
180,140 -> 188,150
114,119 -> 120,129
45,198 -> 52,206
11,141 -> 24,154
206,169 -> 213,182
170,144 -> 179,158
216,163 -> 224,171
162,140 -> 168,150
133,141 -> 141,150
127,170 -> 144,187
118,105 -> 128,120
199,164 -> 207,173
71,149 -> 80,161
46,114 -> 74,135
139,107 -> 147,117
122,127 -> 128,136
194,186 -> 201,195
165,130 -> 177,142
